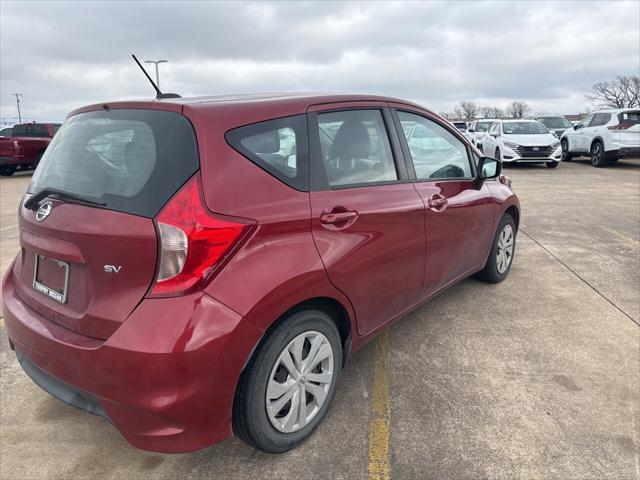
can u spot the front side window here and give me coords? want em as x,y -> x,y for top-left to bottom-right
226,114 -> 308,191
398,111 -> 472,180
489,123 -> 500,135
316,109 -> 397,187
475,121 -> 494,132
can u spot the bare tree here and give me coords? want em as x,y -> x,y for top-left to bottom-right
506,101 -> 531,118
453,101 -> 478,120
586,75 -> 640,108
480,106 -> 504,119
439,111 -> 452,120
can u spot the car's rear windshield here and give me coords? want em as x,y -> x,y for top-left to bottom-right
453,122 -> 467,131
29,109 -> 199,218
538,117 -> 573,129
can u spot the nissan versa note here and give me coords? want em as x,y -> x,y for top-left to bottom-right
2,93 -> 520,453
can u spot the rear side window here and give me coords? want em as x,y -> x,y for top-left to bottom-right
225,114 -> 309,191
619,111 -> 640,125
590,113 -> 612,127
316,109 -> 397,187
12,124 -> 50,137
29,109 -> 199,218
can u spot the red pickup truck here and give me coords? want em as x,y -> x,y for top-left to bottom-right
0,123 -> 60,176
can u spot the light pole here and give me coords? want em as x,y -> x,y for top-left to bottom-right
12,93 -> 22,123
144,60 -> 168,89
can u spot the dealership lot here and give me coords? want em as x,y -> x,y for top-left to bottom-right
0,158 -> 638,479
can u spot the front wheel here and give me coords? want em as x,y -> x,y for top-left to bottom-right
546,161 -> 559,168
233,309 -> 342,453
561,139 -> 572,161
476,214 -> 516,283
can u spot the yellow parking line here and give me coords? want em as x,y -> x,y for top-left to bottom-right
368,328 -> 390,480
600,226 -> 640,246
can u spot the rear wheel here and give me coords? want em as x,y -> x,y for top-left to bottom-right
233,309 -> 342,453
476,214 -> 516,283
561,139 -> 572,161
0,165 -> 16,176
591,141 -> 606,167
546,161 -> 559,168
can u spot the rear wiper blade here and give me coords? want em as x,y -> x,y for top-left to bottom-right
24,188 -> 106,210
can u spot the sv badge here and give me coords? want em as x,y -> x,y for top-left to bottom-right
104,265 -> 122,273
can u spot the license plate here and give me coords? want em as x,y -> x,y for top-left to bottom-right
33,254 -> 69,304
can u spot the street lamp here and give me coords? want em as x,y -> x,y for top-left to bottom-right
144,59 -> 168,89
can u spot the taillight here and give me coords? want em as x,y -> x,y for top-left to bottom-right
148,175 -> 255,297
608,123 -> 633,130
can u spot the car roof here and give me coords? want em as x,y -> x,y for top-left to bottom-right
592,108 -> 637,113
500,119 -> 540,123
70,92 -> 429,117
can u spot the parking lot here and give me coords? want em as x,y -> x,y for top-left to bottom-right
0,157 -> 638,480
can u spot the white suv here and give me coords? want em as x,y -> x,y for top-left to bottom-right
483,119 -> 561,168
467,119 -> 498,151
560,109 -> 640,167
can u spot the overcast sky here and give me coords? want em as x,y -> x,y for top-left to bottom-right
1,0 -> 638,123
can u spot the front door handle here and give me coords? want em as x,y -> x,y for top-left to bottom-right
427,193 -> 448,212
320,210 -> 358,230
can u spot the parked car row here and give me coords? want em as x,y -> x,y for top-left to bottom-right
463,108 -> 639,168
0,122 -> 60,176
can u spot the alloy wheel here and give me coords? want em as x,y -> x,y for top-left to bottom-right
266,331 -> 334,433
496,224 -> 514,274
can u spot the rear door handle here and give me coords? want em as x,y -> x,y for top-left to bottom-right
427,194 -> 448,212
320,210 -> 358,230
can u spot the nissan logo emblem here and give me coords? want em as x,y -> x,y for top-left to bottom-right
35,201 -> 53,222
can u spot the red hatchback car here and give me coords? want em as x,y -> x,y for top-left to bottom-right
2,93 -> 519,453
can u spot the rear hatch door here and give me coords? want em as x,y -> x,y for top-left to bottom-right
13,108 -> 199,339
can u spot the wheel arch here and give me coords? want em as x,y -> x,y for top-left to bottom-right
505,205 -> 520,230
590,136 -> 604,151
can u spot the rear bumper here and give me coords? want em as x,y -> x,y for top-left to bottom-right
2,262 -> 264,453
616,146 -> 640,158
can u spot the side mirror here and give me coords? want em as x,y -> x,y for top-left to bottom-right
573,124 -> 579,130
468,128 -> 475,133
490,132 -> 498,137
477,156 -> 501,180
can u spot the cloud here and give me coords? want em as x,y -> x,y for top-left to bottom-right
1,0 -> 638,122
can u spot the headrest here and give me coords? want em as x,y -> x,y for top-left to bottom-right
242,130 -> 281,154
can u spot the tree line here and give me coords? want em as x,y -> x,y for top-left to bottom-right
442,75 -> 639,121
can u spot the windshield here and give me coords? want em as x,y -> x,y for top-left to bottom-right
502,122 -> 549,135
475,121 -> 494,132
538,117 -> 573,129
29,109 -> 199,218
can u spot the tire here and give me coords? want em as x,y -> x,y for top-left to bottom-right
546,161 -> 559,168
561,139 -> 573,161
591,141 -> 607,167
0,165 -> 16,176
476,214 -> 516,283
233,309 -> 342,453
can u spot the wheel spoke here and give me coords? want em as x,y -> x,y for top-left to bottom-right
280,350 -> 299,379
302,334 -> 324,374
290,336 -> 305,371
267,377 -> 296,400
282,388 -> 301,430
269,386 -> 295,415
306,371 -> 332,385
297,385 -> 307,426
306,382 -> 327,406
307,343 -> 332,372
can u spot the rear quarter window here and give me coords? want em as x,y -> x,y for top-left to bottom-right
29,109 -> 199,218
225,114 -> 309,191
